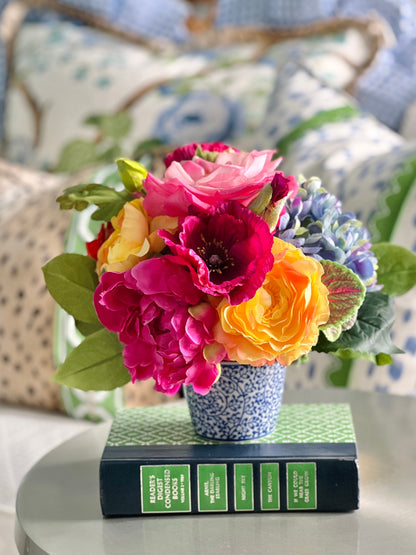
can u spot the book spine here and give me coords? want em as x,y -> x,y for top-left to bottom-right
100,456 -> 359,516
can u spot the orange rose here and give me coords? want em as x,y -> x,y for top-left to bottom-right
97,198 -> 177,274
214,238 -> 330,366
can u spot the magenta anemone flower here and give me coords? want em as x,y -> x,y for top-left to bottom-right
159,200 -> 274,305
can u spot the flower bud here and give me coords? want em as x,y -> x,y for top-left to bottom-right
247,183 -> 273,215
116,158 -> 147,192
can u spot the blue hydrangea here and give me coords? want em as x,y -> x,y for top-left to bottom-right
275,177 -> 378,289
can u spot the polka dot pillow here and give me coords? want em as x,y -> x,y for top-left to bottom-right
0,160 -> 177,416
0,161 -> 70,410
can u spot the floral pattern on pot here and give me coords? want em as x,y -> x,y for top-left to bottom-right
184,361 -> 286,441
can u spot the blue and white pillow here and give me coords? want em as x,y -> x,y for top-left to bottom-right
255,63 -> 416,396
216,0 -> 416,132
253,63 -> 406,221
348,153 -> 416,395
216,0 -> 338,28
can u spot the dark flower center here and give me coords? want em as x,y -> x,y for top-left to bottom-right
197,236 -> 234,277
209,254 -> 222,268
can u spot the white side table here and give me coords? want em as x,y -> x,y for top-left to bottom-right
15,389 -> 416,554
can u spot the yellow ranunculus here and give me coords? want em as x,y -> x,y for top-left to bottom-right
214,238 -> 330,366
97,198 -> 177,274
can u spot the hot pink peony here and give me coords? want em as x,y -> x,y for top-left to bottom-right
93,256 -> 223,395
143,148 -> 281,218
159,201 -> 274,305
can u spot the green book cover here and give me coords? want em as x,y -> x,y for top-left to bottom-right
100,403 -> 359,516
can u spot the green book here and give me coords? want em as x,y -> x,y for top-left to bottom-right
100,403 -> 359,516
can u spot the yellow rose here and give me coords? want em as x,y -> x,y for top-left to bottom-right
214,238 -> 330,366
97,199 -> 177,274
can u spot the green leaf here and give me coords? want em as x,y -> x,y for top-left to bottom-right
132,138 -> 164,160
322,314 -> 357,343
90,200 -> 129,221
374,352 -> 395,365
276,106 -> 360,156
195,145 -> 220,162
98,144 -> 122,162
320,260 -> 366,340
57,183 -> 133,214
52,328 -> 130,390
369,154 -> 416,242
248,184 -> 273,214
116,158 -> 147,192
326,358 -> 354,387
75,319 -> 104,337
322,349 -> 394,366
55,139 -> 99,173
85,112 -> 132,140
314,291 -> 402,363
42,253 -> 99,323
372,242 -> 416,296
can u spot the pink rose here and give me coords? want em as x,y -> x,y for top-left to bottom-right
143,148 -> 282,217
93,257 -> 224,395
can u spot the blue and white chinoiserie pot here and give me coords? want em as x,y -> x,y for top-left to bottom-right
184,361 -> 286,441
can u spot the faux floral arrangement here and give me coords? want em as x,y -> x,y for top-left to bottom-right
43,142 -> 416,396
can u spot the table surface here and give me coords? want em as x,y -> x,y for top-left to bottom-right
15,389 -> 416,555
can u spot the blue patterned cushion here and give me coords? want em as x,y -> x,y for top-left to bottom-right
349,154 -> 416,395
337,0 -> 416,130
255,63 -> 416,396
254,62 -> 405,217
338,0 -> 416,45
216,0 -> 338,27
353,49 -> 416,131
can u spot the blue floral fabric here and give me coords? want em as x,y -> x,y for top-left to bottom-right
254,62 -> 416,396
1,0 -> 416,137
2,19 -> 279,170
153,91 -> 244,145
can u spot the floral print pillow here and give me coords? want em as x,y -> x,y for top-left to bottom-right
2,20 -> 275,172
2,14 -> 378,174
